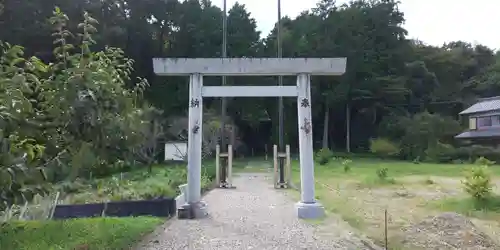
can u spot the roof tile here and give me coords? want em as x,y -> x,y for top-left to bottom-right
459,96 -> 500,115
455,129 -> 500,139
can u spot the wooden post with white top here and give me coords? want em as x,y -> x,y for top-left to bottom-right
216,144 -> 234,188
273,144 -> 291,189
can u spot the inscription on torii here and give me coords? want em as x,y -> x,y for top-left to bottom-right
190,98 -> 199,108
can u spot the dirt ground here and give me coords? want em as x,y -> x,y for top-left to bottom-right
316,176 -> 500,249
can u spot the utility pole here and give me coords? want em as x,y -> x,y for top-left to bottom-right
220,0 -> 228,187
277,0 -> 285,185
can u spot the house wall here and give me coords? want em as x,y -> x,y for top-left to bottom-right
470,111 -> 500,129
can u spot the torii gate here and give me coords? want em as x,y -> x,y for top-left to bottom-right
153,58 -> 346,219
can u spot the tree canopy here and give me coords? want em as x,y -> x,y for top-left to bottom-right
1,0 -> 499,206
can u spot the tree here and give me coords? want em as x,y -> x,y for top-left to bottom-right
131,107 -> 165,173
0,0 -> 499,166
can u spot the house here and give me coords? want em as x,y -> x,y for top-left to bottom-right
455,96 -> 500,143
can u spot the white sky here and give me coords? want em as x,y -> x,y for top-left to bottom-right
213,0 -> 500,50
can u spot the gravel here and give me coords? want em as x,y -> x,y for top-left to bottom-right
136,172 -> 381,250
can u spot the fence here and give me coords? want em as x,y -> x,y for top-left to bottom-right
1,192 -> 177,221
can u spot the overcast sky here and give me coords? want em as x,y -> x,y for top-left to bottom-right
212,0 -> 499,50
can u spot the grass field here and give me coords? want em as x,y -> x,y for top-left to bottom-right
0,217 -> 163,250
290,157 -> 500,247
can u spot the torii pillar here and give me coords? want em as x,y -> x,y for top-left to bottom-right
153,58 -> 347,219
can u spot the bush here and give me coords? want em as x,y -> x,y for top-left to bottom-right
462,166 -> 494,202
425,142 -> 456,163
369,138 -> 400,157
379,112 -> 461,161
316,148 -> 334,165
474,156 -> 495,166
454,145 -> 500,163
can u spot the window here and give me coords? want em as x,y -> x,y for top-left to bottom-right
493,115 -> 500,126
469,117 -> 477,130
477,116 -> 492,128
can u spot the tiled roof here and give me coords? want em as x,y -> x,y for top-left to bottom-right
459,96 -> 500,115
455,129 -> 500,139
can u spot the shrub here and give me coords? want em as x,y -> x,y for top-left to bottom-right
316,148 -> 333,165
462,166 -> 494,202
474,156 -> 495,166
369,138 -> 400,157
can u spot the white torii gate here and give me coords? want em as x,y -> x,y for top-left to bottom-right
153,58 -> 347,219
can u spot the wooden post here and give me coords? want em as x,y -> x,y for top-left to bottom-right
215,144 -> 220,184
273,144 -> 279,188
227,144 -> 233,187
286,144 -> 291,185
274,144 -> 290,189
215,144 -> 235,189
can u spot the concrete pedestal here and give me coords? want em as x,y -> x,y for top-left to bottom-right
177,201 -> 208,219
295,201 -> 325,219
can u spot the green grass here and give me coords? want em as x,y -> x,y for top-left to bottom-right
0,216 -> 163,250
432,196 -> 500,220
291,158 -> 500,184
357,175 -> 399,188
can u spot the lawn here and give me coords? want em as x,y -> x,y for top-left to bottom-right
1,162 -> 219,250
0,217 -> 163,250
290,157 -> 500,247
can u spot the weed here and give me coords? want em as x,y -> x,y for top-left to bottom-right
342,159 -> 352,172
376,167 -> 389,180
424,177 -> 435,185
356,167 -> 398,187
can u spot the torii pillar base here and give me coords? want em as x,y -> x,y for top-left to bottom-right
177,201 -> 208,219
295,202 -> 325,219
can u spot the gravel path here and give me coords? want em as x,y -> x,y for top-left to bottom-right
136,172 -> 381,250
